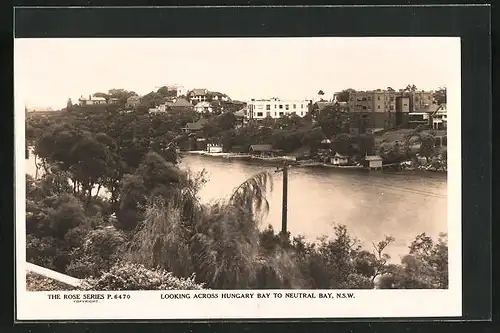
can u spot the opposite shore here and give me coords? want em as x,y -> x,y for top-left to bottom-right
182,150 -> 448,174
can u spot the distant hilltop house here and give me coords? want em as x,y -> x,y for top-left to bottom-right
246,97 -> 312,119
165,84 -> 186,97
108,97 -> 120,104
78,94 -> 107,106
187,89 -> 231,104
188,89 -> 209,103
193,101 -> 213,113
152,98 -> 194,113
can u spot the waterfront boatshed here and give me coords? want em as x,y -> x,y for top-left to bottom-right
364,155 -> 383,170
330,153 -> 349,166
249,144 -> 277,157
206,143 -> 223,153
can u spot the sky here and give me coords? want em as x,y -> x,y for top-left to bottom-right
14,37 -> 460,110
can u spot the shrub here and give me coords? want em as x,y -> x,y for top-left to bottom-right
65,226 -> 126,278
83,261 -> 204,290
26,272 -> 76,291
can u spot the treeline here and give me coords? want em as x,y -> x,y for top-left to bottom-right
26,104 -> 448,290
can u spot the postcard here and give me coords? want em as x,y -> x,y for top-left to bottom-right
15,36 -> 461,320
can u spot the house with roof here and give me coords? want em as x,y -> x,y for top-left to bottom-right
166,98 -> 194,111
78,94 -> 107,106
193,101 -> 213,113
182,118 -> 208,134
330,153 -> 349,166
364,155 -> 383,170
188,89 -> 209,103
233,108 -> 247,128
108,97 -> 120,104
249,144 -> 279,157
209,91 -> 230,102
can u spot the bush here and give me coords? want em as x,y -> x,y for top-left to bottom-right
26,272 -> 76,291
65,226 -> 126,278
83,261 -> 204,290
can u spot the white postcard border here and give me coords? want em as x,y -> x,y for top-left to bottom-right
14,37 -> 462,320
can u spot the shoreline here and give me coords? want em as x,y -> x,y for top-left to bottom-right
181,151 -> 447,175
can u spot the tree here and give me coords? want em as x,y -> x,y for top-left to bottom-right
93,92 -> 110,102
387,87 -> 395,92
140,91 -> 165,108
108,89 -> 138,105
433,87 -> 447,105
156,86 -> 177,98
418,133 -> 436,163
66,98 -> 73,110
336,89 -> 356,102
405,84 -> 417,93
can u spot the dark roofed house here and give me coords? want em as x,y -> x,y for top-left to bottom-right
312,101 -> 349,115
182,118 -> 208,133
249,144 -> 278,157
168,98 -> 194,110
188,89 -> 209,103
233,107 -> 247,128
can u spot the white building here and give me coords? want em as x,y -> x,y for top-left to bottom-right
206,144 -> 223,153
246,98 -> 311,119
166,84 -> 185,97
78,95 -> 107,106
194,101 -> 213,113
431,104 -> 447,130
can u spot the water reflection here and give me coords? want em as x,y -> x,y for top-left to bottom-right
25,152 -> 447,260
181,155 -> 447,260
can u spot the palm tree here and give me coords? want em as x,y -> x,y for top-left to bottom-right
126,170 -> 295,289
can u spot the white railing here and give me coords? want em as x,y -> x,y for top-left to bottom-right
26,262 -> 84,288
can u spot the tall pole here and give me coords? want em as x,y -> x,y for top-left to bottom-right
281,165 -> 288,234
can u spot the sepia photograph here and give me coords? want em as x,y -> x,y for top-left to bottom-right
15,36 -> 462,320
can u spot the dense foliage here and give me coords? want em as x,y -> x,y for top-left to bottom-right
25,98 -> 448,291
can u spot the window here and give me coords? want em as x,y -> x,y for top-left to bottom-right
274,112 -> 277,116
292,111 -> 296,115
279,112 -> 284,116
266,105 -> 271,110
362,106 -> 367,110
279,105 -> 283,109
266,112 -> 271,117
274,105 -> 277,109
285,104 -> 289,110
403,103 -> 408,106
378,96 -> 381,100
293,104 -> 297,109
301,104 -> 304,109
377,105 -> 380,109
257,112 -> 263,117
300,112 -> 304,116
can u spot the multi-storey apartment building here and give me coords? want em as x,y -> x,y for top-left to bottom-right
334,88 -> 435,134
347,89 -> 399,113
409,90 -> 434,111
246,98 -> 311,119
